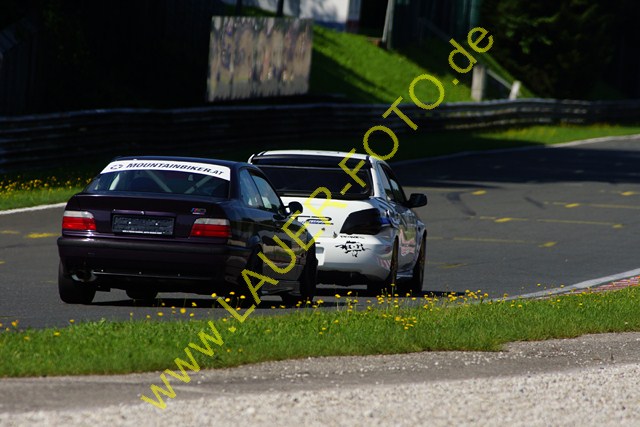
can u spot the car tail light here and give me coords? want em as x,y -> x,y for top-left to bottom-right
190,218 -> 231,238
62,211 -> 96,231
340,208 -> 390,235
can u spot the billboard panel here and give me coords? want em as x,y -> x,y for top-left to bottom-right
207,17 -> 313,101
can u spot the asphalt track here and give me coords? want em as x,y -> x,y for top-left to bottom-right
1,135 -> 639,329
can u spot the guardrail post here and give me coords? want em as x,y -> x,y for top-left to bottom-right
471,64 -> 486,101
509,81 -> 521,100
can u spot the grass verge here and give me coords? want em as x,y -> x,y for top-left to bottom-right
1,287 -> 639,377
2,124 -> 639,211
310,27 -> 473,103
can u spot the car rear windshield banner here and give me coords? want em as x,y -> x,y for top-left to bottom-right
101,160 -> 231,180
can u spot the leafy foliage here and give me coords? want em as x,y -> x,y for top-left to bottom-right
481,0 -> 634,98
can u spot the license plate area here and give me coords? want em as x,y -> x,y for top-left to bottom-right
112,215 -> 174,236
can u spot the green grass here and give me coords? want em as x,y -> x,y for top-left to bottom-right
310,27 -> 534,103
1,287 -> 639,377
0,172 -> 93,211
310,26 -> 473,103
2,124 -> 639,211
399,39 -> 536,99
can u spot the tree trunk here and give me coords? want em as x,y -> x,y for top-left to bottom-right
276,0 -> 284,17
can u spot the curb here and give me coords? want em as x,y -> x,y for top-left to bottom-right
513,268 -> 640,300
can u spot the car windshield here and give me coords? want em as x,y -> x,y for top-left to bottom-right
257,166 -> 372,199
85,169 -> 230,198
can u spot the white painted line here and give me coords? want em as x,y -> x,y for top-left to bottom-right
0,202 -> 67,216
513,267 -> 640,300
392,134 -> 640,167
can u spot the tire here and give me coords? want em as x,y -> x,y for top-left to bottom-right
236,246 -> 264,307
367,240 -> 398,296
400,234 -> 426,295
282,244 -> 317,306
58,262 -> 96,305
126,288 -> 158,302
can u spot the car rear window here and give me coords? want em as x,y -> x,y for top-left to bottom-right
257,165 -> 372,199
86,169 -> 230,198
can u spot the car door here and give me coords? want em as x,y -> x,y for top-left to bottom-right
379,164 -> 418,272
237,168 -> 272,277
249,171 -> 304,282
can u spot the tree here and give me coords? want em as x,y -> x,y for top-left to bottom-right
481,0 -> 619,98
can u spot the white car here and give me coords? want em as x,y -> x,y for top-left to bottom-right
249,150 -> 427,294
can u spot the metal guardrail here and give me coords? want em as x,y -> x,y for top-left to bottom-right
1,98 -> 639,173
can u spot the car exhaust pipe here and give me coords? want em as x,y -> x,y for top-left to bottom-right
72,270 -> 97,282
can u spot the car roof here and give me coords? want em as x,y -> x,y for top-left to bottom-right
250,150 -> 385,169
253,150 -> 371,161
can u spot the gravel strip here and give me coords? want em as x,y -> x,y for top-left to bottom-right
2,333 -> 640,426
1,363 -> 639,426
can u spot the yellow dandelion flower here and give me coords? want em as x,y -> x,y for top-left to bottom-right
189,313 -> 194,317
180,308 -> 187,314
69,319 -> 75,323
53,331 -> 61,337
24,336 -> 30,341
11,320 -> 18,328
191,302 -> 197,307
157,312 -> 164,317
211,293 -> 217,298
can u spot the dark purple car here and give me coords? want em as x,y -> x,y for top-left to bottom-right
57,156 -> 317,304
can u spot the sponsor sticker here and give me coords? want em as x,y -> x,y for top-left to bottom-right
102,160 -> 231,180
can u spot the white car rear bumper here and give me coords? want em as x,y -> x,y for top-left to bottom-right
315,234 -> 394,281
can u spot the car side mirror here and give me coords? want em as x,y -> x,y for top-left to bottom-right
407,193 -> 427,208
287,201 -> 304,216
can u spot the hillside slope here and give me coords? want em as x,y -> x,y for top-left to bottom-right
309,26 -> 532,104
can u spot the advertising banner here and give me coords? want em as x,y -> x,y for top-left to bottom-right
207,17 -> 313,101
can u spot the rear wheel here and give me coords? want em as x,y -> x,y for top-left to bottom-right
282,244 -> 317,306
233,247 -> 264,307
367,241 -> 398,297
399,234 -> 426,295
126,288 -> 158,302
58,262 -> 96,305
